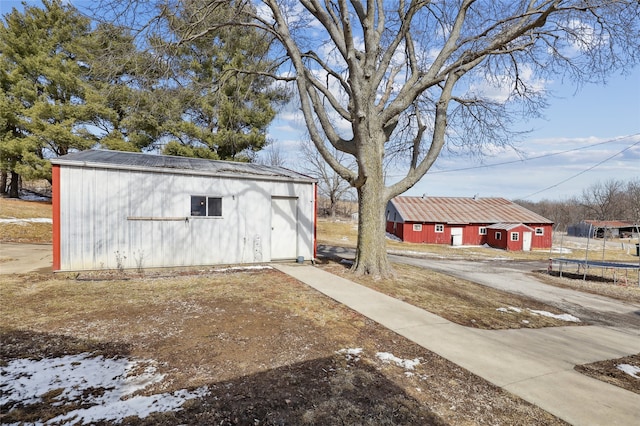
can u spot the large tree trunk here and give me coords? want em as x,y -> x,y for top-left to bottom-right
8,171 -> 20,198
351,136 -> 393,278
0,171 -> 7,195
353,180 -> 392,278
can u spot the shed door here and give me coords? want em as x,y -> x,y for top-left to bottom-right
522,232 -> 532,251
451,228 -> 463,246
271,197 -> 298,260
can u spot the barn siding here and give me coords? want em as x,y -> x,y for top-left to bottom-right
57,166 -> 314,271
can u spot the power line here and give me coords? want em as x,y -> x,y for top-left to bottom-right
519,139 -> 640,200
427,133 -> 640,175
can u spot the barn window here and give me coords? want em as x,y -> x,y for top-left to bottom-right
413,224 -> 422,231
191,196 -> 222,217
495,232 -> 501,240
479,227 -> 487,235
535,227 -> 544,235
435,224 -> 444,233
511,232 -> 519,241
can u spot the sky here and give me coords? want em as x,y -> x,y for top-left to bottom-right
3,1 -> 639,202
266,67 -> 640,202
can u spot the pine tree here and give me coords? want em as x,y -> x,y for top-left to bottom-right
0,0 -> 103,187
157,0 -> 287,161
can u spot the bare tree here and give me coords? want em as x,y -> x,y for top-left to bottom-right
257,139 -> 288,167
580,179 -> 627,220
91,0 -> 640,277
623,178 -> 640,223
300,139 -> 355,218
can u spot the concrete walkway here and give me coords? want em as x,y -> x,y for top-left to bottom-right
0,242 -> 52,274
274,264 -> 640,426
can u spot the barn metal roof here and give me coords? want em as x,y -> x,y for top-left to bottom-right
51,150 -> 315,183
390,196 -> 553,225
487,223 -> 534,231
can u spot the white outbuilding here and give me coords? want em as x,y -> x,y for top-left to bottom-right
51,150 -> 316,271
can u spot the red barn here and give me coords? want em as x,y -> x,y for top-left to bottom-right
386,196 -> 553,251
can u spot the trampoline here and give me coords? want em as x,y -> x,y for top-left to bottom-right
549,258 -> 640,286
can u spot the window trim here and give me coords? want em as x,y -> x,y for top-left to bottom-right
479,227 -> 487,235
413,223 -> 423,232
511,232 -> 519,241
435,224 -> 444,233
495,231 -> 501,240
535,227 -> 544,236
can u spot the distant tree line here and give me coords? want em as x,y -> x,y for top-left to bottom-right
515,178 -> 640,231
0,0 -> 286,197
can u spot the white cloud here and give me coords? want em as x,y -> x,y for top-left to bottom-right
565,18 -> 610,54
468,65 -> 549,103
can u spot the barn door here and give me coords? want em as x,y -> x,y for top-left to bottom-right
451,228 -> 463,246
522,232 -> 532,251
271,197 -> 298,260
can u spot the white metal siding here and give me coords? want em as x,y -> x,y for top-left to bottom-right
58,166 -> 314,271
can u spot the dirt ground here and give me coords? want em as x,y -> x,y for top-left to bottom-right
575,353 -> 640,395
1,269 -> 566,425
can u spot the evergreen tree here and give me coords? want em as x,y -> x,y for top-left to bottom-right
157,0 -> 287,161
88,22 -> 166,152
0,0 -> 103,187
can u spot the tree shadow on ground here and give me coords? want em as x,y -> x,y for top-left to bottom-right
0,328 -> 446,426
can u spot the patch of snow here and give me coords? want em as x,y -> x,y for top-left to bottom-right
616,364 -> 640,378
213,265 -> 272,273
385,232 -> 402,242
528,309 -> 581,322
20,192 -> 51,201
551,247 -> 572,254
336,348 -> 362,361
496,307 -> 522,313
0,217 -> 52,224
496,307 -> 580,322
376,352 -> 420,370
0,353 -> 208,424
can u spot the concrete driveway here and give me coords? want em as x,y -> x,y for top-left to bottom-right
0,242 -> 52,274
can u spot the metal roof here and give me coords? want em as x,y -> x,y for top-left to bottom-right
390,196 -> 553,225
487,223 -> 534,231
51,150 -> 315,183
581,220 -> 637,228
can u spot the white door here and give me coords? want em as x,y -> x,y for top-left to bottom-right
271,197 -> 298,259
451,228 -> 463,246
523,232 -> 532,251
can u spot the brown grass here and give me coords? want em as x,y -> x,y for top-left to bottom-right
317,259 -> 581,329
318,218 -> 639,263
575,353 -> 640,394
533,270 -> 640,304
0,270 -> 566,425
0,198 -> 52,243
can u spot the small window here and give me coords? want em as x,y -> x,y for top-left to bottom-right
535,227 -> 544,236
413,223 -> 422,232
208,197 -> 222,216
479,227 -> 487,235
435,224 -> 444,233
495,232 -> 501,240
191,196 -> 206,216
191,196 -> 222,217
511,232 -> 519,241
